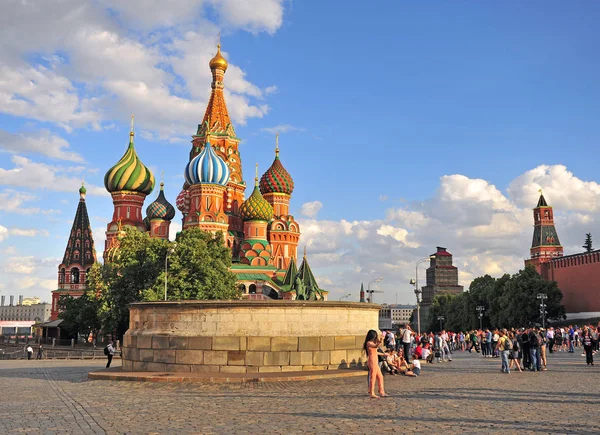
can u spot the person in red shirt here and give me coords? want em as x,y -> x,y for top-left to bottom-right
415,342 -> 423,360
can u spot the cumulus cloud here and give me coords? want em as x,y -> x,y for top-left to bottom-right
0,156 -> 108,196
300,201 -> 323,218
300,165 -> 600,302
0,129 -> 83,162
0,1 -> 285,139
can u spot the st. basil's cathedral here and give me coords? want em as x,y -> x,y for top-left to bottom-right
51,45 -> 326,320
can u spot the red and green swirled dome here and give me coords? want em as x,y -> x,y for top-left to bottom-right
259,153 -> 294,195
104,132 -> 155,195
240,184 -> 274,222
146,183 -> 176,221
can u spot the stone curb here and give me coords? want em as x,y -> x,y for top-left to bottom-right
88,367 -> 367,383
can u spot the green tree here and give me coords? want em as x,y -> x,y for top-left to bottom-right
583,233 -> 593,252
97,227 -> 239,339
57,292 -> 101,341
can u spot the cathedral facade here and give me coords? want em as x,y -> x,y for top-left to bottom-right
98,44 -> 326,301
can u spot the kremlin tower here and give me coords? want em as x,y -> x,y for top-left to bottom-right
525,191 -> 564,272
51,184 -> 97,320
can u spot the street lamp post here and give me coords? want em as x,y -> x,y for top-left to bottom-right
537,293 -> 548,328
339,293 -> 352,301
410,279 -> 421,335
164,244 -> 177,301
366,277 -> 383,303
437,316 -> 445,331
476,305 -> 485,330
412,255 -> 435,336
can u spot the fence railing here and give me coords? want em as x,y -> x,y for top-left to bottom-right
0,347 -> 122,360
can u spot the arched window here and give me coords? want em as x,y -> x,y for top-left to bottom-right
59,268 -> 66,284
249,284 -> 257,294
85,240 -> 90,249
75,240 -> 80,248
71,268 -> 80,284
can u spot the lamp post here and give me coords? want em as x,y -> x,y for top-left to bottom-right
410,278 -> 421,335
476,305 -> 485,330
366,277 -> 383,303
437,315 -> 445,331
537,293 -> 548,328
339,293 -> 352,301
164,243 -> 177,301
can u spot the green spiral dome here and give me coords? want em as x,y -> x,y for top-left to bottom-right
240,184 -> 273,222
104,136 -> 155,195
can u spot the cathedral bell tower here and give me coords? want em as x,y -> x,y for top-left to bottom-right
525,190 -> 564,273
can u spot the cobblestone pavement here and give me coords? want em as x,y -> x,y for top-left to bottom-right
0,350 -> 598,434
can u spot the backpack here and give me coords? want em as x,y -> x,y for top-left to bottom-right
504,337 -> 513,351
103,346 -> 109,356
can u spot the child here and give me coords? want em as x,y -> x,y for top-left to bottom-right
363,330 -> 388,398
412,353 -> 421,376
422,343 -> 433,363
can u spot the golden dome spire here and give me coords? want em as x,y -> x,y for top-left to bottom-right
129,114 -> 135,141
275,132 -> 279,157
255,163 -> 259,186
209,34 -> 228,72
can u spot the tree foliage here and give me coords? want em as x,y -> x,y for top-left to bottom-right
425,266 -> 566,332
62,227 -> 239,340
583,233 -> 593,252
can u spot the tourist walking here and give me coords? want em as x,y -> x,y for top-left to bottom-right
363,330 -> 387,398
105,341 -> 115,368
36,345 -> 43,360
26,345 -> 33,360
497,329 -> 512,373
546,327 -> 555,353
508,331 -> 523,372
539,329 -> 548,370
583,329 -> 594,366
521,328 -> 531,369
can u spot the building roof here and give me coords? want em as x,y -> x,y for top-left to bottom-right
146,182 -> 176,221
61,186 -> 97,268
536,194 -> 548,207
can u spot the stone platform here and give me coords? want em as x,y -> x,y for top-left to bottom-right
122,300 -> 379,373
88,366 -> 367,383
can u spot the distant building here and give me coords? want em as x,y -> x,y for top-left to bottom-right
525,192 -> 600,318
421,247 -> 464,304
378,304 -> 417,330
0,297 -> 51,323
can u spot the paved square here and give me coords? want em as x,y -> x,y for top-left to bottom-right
0,351 -> 597,434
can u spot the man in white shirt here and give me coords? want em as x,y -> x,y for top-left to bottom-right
401,324 -> 413,363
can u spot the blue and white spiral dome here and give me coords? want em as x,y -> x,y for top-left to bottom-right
184,142 -> 230,186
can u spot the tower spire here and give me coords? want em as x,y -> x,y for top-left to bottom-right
255,163 -> 259,186
303,246 -> 307,260
275,133 -> 279,157
130,114 -> 135,141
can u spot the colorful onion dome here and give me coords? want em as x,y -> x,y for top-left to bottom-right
209,44 -> 228,72
241,165 -> 274,222
104,115 -> 155,195
184,142 -> 230,186
146,182 -> 176,221
176,188 -> 190,214
79,183 -> 87,195
259,137 -> 294,195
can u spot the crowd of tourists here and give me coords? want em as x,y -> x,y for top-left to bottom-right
363,322 -> 599,398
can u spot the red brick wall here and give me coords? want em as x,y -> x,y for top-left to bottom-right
541,252 -> 600,313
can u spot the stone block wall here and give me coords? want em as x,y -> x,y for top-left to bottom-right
122,301 -> 379,373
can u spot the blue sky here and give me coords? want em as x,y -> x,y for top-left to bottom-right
1,1 -> 599,304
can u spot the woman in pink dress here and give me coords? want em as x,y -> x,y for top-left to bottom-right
363,330 -> 388,398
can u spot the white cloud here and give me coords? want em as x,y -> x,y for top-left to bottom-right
261,124 -> 305,134
212,0 -> 285,34
299,165 -> 600,304
0,1 -> 285,140
0,129 -> 84,162
9,229 -> 50,237
300,201 -> 323,218
0,225 -> 8,242
0,156 -> 107,196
